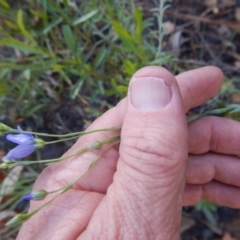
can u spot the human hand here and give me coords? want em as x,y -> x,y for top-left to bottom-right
17,66 -> 237,239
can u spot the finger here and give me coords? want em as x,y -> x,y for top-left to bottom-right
183,182 -> 240,208
88,66 -> 188,239
188,116 -> 240,155
186,153 -> 240,187
176,66 -> 223,111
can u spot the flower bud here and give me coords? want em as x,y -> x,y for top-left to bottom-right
2,157 -> 13,163
34,138 -> 46,149
0,162 -> 16,169
22,189 -> 48,201
5,213 -> 31,226
91,141 -> 102,149
0,123 -> 13,136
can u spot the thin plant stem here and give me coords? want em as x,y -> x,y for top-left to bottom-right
13,134 -> 120,165
9,140 -> 120,226
10,126 -> 121,138
45,135 -> 80,144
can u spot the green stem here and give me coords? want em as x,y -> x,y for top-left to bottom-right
11,127 -> 121,138
15,147 -> 90,165
65,139 -> 120,188
156,0 -> 164,59
15,134 -> 121,165
45,135 -> 80,144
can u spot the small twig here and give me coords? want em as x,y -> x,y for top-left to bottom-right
165,10 -> 240,33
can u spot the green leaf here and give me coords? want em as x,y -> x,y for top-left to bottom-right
112,21 -> 134,41
73,10 -> 98,25
70,79 -> 84,99
24,104 -> 46,117
93,48 -> 108,69
62,25 -> 76,55
4,20 -> 18,30
135,8 -> 143,44
202,208 -> 217,226
0,0 -> 10,9
0,68 -> 9,79
0,60 -> 55,70
123,60 -> 136,75
16,10 -> 36,44
43,17 -> 63,34
0,79 -> 7,96
117,85 -> 128,94
22,69 -> 31,81
0,39 -> 48,56
112,21 -> 138,54
148,53 -> 173,66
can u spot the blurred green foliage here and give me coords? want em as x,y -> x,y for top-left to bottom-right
0,1 -> 174,237
0,0 -> 173,120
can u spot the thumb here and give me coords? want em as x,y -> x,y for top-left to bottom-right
116,66 -> 188,238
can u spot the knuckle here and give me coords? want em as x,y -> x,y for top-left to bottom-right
121,125 -> 185,174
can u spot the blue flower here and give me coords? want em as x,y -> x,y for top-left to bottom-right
4,127 -> 45,160
22,189 -> 48,201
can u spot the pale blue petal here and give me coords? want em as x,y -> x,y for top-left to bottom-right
6,133 -> 35,144
17,126 -> 22,131
6,143 -> 35,160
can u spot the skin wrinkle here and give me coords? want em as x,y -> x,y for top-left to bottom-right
187,153 -> 240,187
216,157 -> 240,185
209,118 -> 220,152
180,77 -> 196,111
187,155 -> 214,184
114,190 -> 158,239
189,116 -> 240,155
109,165 -> 181,239
119,148 -> 181,185
28,190 -> 104,239
121,134 -> 183,168
202,182 -> 221,204
113,169 -> 184,236
203,157 -> 215,183
202,182 -> 240,208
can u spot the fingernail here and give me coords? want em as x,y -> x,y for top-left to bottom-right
129,77 -> 172,111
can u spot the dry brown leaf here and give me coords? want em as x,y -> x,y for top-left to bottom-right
231,94 -> 240,103
0,150 -> 5,158
42,82 -> 61,103
163,21 -> 175,35
0,170 -> 4,183
234,61 -> 240,68
0,210 -> 16,227
0,210 -> 16,222
0,166 -> 23,203
169,30 -> 182,57
181,216 -> 195,233
220,0 -> 236,8
235,8 -> 240,22
204,0 -> 218,7
204,0 -> 219,14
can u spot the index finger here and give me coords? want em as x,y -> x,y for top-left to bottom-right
176,66 -> 223,111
